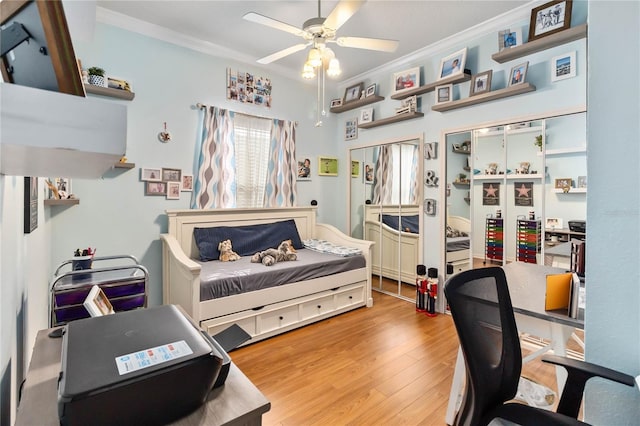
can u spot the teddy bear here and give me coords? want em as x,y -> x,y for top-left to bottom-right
250,240 -> 297,266
218,239 -> 241,262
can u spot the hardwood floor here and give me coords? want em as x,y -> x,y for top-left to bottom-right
232,290 -> 578,425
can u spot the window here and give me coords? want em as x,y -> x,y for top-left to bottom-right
233,114 -> 271,207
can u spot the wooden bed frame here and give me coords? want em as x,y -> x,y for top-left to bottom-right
363,204 -> 421,284
160,206 -> 373,345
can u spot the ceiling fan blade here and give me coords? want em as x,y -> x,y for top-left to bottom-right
256,43 -> 311,64
335,36 -> 399,52
243,12 -> 307,37
323,0 -> 366,32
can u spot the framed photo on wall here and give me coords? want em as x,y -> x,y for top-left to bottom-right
318,157 -> 338,176
181,174 -> 194,191
551,51 -> 576,82
498,28 -> 522,51
435,84 -> 453,104
437,48 -> 467,80
297,157 -> 312,181
359,108 -> 373,124
145,181 -> 167,196
24,177 -> 38,234
392,67 -> 420,96
351,160 -> 360,178
528,0 -> 573,42
166,182 -> 181,200
141,168 -> 162,181
364,164 -> 374,184
470,70 -> 492,96
508,61 -> 529,86
343,82 -> 364,103
162,168 -> 182,182
345,118 -> 358,140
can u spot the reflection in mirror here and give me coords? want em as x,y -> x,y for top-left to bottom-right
445,132 -> 472,278
350,139 -> 422,301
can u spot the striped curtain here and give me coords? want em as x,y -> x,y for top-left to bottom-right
192,107 -> 236,209
407,144 -> 419,204
372,145 -> 393,204
264,119 -> 298,207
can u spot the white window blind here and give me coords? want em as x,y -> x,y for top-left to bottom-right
233,114 -> 271,207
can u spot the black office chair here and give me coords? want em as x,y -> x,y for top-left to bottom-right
444,267 -> 635,426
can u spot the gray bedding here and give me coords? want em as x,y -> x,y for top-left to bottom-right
447,236 -> 470,252
198,248 -> 366,301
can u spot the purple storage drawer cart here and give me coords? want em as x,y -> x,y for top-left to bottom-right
50,255 -> 149,326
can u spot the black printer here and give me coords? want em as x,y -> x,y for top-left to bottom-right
57,305 -> 230,426
568,220 -> 586,233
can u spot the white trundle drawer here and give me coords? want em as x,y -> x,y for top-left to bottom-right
301,294 -> 335,320
258,304 -> 300,334
335,284 -> 365,308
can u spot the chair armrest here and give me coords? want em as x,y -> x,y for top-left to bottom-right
542,354 -> 635,418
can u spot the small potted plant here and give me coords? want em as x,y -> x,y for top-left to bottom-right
534,134 -> 543,151
87,67 -> 107,87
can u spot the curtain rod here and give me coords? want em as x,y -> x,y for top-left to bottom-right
195,102 -> 298,125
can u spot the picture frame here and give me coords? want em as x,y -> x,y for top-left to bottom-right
297,157 -> 312,181
364,164 -> 374,184
141,168 -> 162,182
528,0 -> 573,42
508,61 -> 529,86
551,51 -> 576,82
53,178 -> 71,198
498,28 -> 522,51
435,84 -> 453,104
345,118 -> 358,140
162,167 -> 182,182
392,67 -> 420,96
365,83 -> 376,97
83,285 -> 114,317
166,181 -> 181,200
546,217 -> 564,230
24,177 -> 38,234
438,48 -> 467,80
145,181 -> 167,196
330,98 -> 343,108
554,177 -> 573,192
359,108 -> 373,124
318,157 -> 338,176
181,174 -> 194,191
577,175 -> 587,188
470,70 -> 493,96
343,82 -> 364,104
351,160 -> 360,178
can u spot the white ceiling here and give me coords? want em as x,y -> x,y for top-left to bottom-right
96,0 -> 529,82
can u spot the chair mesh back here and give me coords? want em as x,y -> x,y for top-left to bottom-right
444,267 -> 522,426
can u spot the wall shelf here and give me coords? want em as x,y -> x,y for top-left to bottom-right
114,162 -> 135,169
491,23 -> 587,64
44,199 -> 80,206
358,111 -> 424,129
84,84 -> 135,101
390,70 -> 472,100
432,83 -> 536,112
542,146 -> 587,156
330,95 -> 384,113
552,188 -> 587,194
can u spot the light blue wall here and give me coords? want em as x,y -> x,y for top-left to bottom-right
58,23 -> 339,307
584,1 -> 640,423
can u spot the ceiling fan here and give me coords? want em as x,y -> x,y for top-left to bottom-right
243,0 -> 399,65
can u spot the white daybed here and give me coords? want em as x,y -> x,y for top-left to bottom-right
446,215 -> 471,275
363,204 -> 420,284
160,207 -> 373,345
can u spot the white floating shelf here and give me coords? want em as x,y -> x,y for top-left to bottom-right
553,188 -> 587,193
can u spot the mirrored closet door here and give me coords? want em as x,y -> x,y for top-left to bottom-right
349,137 -> 423,301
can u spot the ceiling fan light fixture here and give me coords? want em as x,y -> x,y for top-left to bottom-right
302,62 -> 316,79
307,48 -> 322,68
327,57 -> 341,77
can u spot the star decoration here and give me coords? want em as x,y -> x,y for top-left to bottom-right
484,184 -> 498,197
516,184 -> 531,197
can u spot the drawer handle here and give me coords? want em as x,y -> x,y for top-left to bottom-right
252,306 -> 265,311
317,305 -> 321,309
279,316 -> 284,320
349,296 -> 353,300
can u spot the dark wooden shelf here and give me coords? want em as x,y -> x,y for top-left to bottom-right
84,84 -> 135,101
453,181 -> 470,187
452,147 -> 471,154
432,82 -> 536,112
390,70 -> 472,100
114,162 -> 135,169
492,24 -> 587,64
330,95 -> 384,113
44,199 -> 79,206
358,111 -> 424,129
